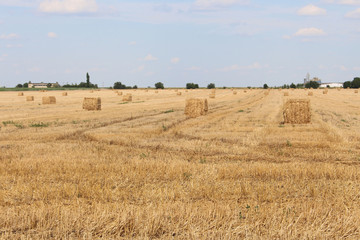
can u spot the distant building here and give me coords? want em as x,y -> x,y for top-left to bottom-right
28,82 -> 59,88
320,82 -> 343,88
304,73 -> 322,85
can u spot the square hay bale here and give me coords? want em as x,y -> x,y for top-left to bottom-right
323,90 -> 328,94
308,92 -> 313,96
175,89 -> 178,92
40,90 -> 47,92
62,92 -> 68,96
355,90 -> 358,93
233,91 -> 238,95
283,99 -> 311,124
264,91 -> 269,96
118,92 -> 123,96
209,93 -> 215,98
337,88 -> 341,91
123,94 -> 132,102
185,90 -> 188,92
145,89 -> 149,92
284,92 -> 289,96
244,90 -> 247,93
42,96 -> 56,104
83,97 -> 101,111
185,98 -> 208,118
177,92 -> 182,96
18,92 -> 24,96
155,90 -> 159,93
26,96 -> 34,101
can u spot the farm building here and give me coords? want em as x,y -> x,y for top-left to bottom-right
320,82 -> 343,88
28,82 -> 60,88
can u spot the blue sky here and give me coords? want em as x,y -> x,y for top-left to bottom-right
0,0 -> 360,87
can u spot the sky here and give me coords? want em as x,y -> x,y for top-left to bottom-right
0,0 -> 360,88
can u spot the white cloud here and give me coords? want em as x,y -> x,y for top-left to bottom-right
195,0 -> 249,9
6,44 -> 23,48
171,57 -> 180,64
186,66 -> 201,71
129,41 -> 137,45
298,4 -> 327,16
0,33 -> 19,40
346,8 -> 360,18
144,54 -> 158,61
28,67 -> 41,73
338,0 -> 360,5
219,62 -> 263,72
47,32 -> 57,38
294,28 -> 326,37
39,0 -> 98,13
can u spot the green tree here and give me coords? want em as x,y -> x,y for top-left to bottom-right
207,83 -> 215,89
350,77 -> 360,88
305,81 -> 320,89
113,82 -> 126,89
133,85 -> 138,89
86,72 -> 90,88
186,83 -> 199,89
263,84 -> 269,89
46,83 -> 52,88
343,81 -> 351,89
23,82 -> 28,88
155,82 -> 164,89
290,83 -> 296,89
16,84 -> 23,88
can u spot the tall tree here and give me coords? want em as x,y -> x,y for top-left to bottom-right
86,73 -> 90,88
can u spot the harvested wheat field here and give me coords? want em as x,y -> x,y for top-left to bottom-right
1,88 -> 360,239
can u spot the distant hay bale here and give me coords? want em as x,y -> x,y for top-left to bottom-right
209,93 -> 215,98
337,88 -> 341,91
118,92 -> 123,96
284,92 -> 289,96
40,90 -> 46,92
42,96 -> 56,104
264,91 -> 269,96
26,96 -> 34,101
233,91 -> 237,95
123,94 -> 132,102
323,90 -> 328,94
308,92 -> 313,96
62,92 -> 68,96
145,89 -> 149,92
283,99 -> 311,124
244,90 -> 247,93
185,98 -> 208,118
211,89 -> 216,94
83,97 -> 101,111
175,89 -> 178,92
90,90 -> 94,93
177,92 -> 182,96
355,90 -> 358,93
185,90 -> 188,92
155,91 -> 159,93
18,92 -> 24,96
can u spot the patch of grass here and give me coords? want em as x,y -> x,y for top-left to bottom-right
14,123 -> 24,129
341,119 -> 347,122
163,109 -> 174,114
29,122 -> 50,128
2,121 -> 15,126
238,110 -> 244,112
133,101 -> 145,104
286,140 -> 292,147
119,102 -> 129,105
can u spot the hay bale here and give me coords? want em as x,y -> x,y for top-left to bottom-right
26,96 -> 34,101
118,92 -> 123,96
284,92 -> 289,96
185,98 -> 208,118
42,96 -> 56,104
233,91 -> 238,95
145,89 -> 149,92
283,99 -> 311,124
244,90 -> 247,93
155,91 -> 159,94
122,94 -> 132,102
175,89 -> 178,92
40,90 -> 47,92
177,92 -> 182,96
209,93 -> 215,98
355,90 -> 358,93
308,92 -> 313,96
323,90 -> 328,94
90,90 -> 94,93
62,92 -> 68,96
211,89 -> 216,94
264,91 -> 269,96
18,92 -> 24,96
185,90 -> 188,92
83,97 -> 101,111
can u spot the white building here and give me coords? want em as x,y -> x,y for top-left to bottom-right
320,82 -> 343,88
